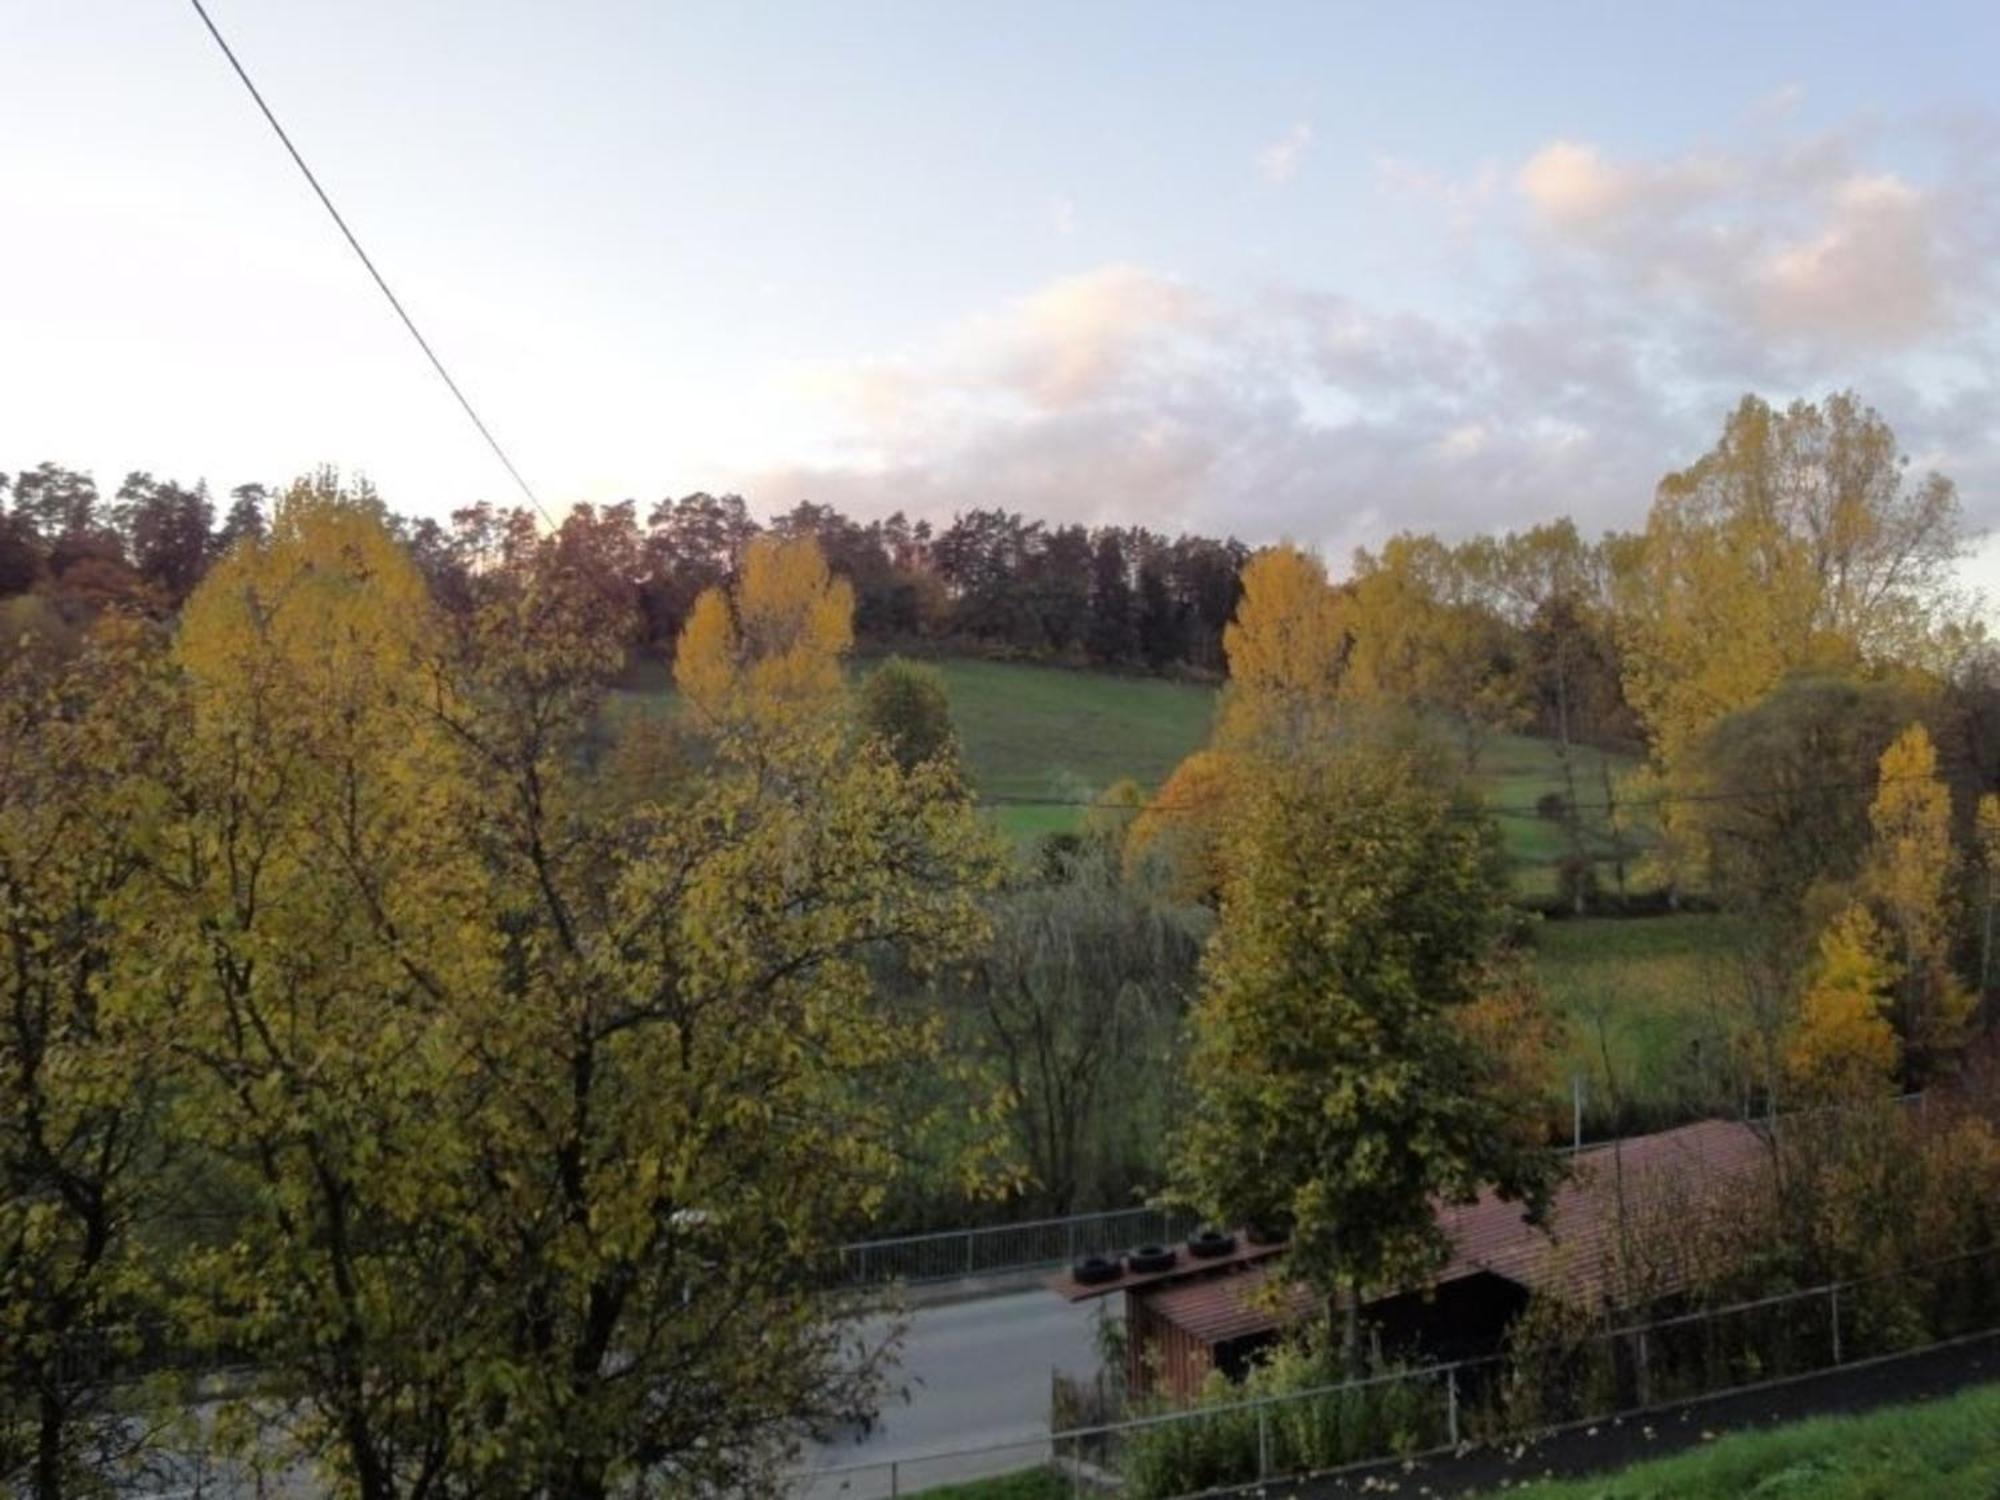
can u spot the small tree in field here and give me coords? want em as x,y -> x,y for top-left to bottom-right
859,655 -> 960,773
1170,733 -> 1559,1367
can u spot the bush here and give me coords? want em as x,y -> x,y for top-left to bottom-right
1117,1343 -> 1452,1497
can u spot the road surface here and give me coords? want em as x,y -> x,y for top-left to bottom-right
794,1286 -> 1109,1495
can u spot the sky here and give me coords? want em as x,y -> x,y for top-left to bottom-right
8,1 -> 2000,591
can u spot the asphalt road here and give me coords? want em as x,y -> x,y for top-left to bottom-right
123,1283 -> 1104,1498
793,1285 -> 1109,1495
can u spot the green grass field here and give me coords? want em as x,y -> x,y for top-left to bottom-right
1531,913 -> 1745,1132
924,659 -> 1215,840
1495,1380 -> 2000,1498
613,655 -> 1648,881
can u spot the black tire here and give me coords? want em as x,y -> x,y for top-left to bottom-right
1072,1254 -> 1120,1286
1244,1222 -> 1288,1246
1126,1243 -> 1178,1275
1186,1229 -> 1236,1259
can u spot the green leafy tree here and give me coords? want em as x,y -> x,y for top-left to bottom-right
858,655 -> 960,773
949,852 -> 1203,1214
0,623 -> 177,1499
1170,734 -> 1559,1366
1688,673 -> 1935,934
411,541 -> 1004,1495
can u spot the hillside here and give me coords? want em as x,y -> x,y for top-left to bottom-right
1496,1378 -> 2000,1500
890,660 -> 1643,890
617,654 -> 1647,882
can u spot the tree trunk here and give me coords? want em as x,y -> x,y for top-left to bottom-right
1341,1282 -> 1363,1378
34,1386 -> 64,1500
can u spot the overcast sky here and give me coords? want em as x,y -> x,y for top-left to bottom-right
8,1 -> 2000,589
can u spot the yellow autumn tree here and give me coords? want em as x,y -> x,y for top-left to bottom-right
674,534 -> 853,735
1976,791 -> 2000,996
1124,748 -> 1238,904
1616,394 -> 1966,875
148,474 -> 498,1490
1216,543 -> 1347,756
1786,904 -> 1900,1101
1862,723 -> 1974,1078
1335,533 -> 1529,767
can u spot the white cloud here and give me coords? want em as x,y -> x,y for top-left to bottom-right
738,109 -> 2000,560
1760,173 -> 1940,344
1256,121 -> 1313,184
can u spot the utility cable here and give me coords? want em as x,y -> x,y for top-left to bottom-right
185,0 -> 552,524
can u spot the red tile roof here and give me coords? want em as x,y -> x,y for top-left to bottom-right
1141,1266 -> 1319,1343
1434,1117 -> 1770,1307
1119,1119 -> 1774,1342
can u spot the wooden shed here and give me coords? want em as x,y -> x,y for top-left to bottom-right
1046,1119 -> 1772,1404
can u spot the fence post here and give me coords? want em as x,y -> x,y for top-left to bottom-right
1633,1330 -> 1651,1407
1830,1284 -> 1843,1365
1257,1402 -> 1271,1478
1447,1366 -> 1460,1448
1067,1218 -> 1077,1264
889,1458 -> 899,1499
966,1228 -> 975,1278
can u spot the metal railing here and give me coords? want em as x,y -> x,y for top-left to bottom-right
832,1097 -> 1934,1292
787,1241 -> 2000,1497
837,1205 -> 1198,1288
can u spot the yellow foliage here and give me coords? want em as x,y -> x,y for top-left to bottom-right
1863,723 -> 1975,1072
1786,904 -> 1900,1101
673,534 -> 854,735
1124,749 -> 1238,903
1615,394 -> 1966,858
1216,544 -> 1347,755
1978,792 -> 2000,878
1336,534 -> 1529,763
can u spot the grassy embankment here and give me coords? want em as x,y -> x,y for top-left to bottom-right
1494,1378 -> 2000,1499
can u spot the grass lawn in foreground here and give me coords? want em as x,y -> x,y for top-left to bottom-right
1494,1378 -> 2000,1498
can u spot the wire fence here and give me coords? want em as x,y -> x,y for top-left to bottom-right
836,1205 -> 1199,1288
786,1241 -> 2000,1498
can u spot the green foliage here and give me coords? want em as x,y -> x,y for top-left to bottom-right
1501,1379 -> 2000,1500
908,1470 -> 1069,1499
1531,915 -> 1748,1134
1170,732 -> 1561,1317
939,850 -> 1204,1214
0,622 -> 177,1496
1118,1344 -> 1453,1499
860,655 -> 961,772
15,487 -> 1014,1498
1687,673 -> 1934,933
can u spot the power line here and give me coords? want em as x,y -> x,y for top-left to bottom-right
974,757 -> 1991,824
184,0 -> 552,525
